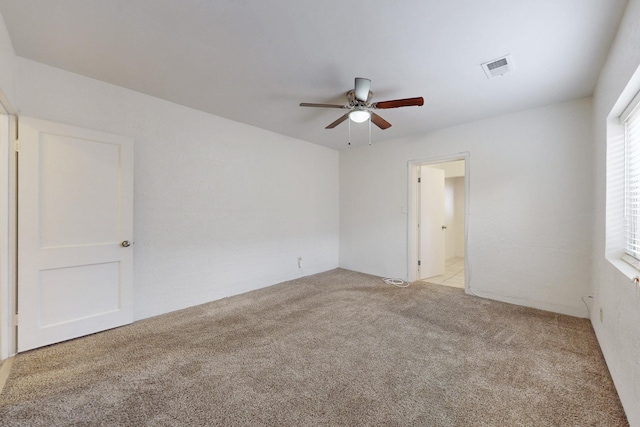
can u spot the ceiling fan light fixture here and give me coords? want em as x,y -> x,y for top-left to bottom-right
349,109 -> 370,123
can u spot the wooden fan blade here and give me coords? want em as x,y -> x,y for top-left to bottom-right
374,97 -> 424,109
326,113 -> 349,129
371,113 -> 392,130
300,102 -> 347,108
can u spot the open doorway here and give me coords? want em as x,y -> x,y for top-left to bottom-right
407,155 -> 468,289
418,160 -> 465,287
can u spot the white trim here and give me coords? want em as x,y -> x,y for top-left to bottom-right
0,114 -> 8,360
620,89 -> 640,124
610,255 -> 640,281
606,64 -> 640,281
604,67 -> 640,279
621,253 -> 640,272
0,113 -> 17,360
407,152 -> 470,292
0,85 -> 18,360
610,65 -> 640,120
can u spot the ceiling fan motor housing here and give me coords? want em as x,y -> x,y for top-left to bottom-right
354,77 -> 371,102
346,89 -> 373,106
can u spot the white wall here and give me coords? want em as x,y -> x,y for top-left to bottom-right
591,0 -> 640,424
340,97 -> 594,317
0,9 -> 14,109
13,58 -> 339,321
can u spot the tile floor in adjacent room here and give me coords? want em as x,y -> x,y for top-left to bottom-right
420,257 -> 465,288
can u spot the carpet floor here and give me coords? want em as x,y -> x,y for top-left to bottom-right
0,268 -> 629,426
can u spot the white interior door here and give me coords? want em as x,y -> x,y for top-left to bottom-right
419,166 -> 445,280
18,117 -> 133,352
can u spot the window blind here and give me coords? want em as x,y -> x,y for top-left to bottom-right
624,103 -> 640,260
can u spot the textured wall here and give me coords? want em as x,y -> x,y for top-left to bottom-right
591,0 -> 640,423
0,9 -> 14,109
14,58 -> 339,321
340,98 -> 594,317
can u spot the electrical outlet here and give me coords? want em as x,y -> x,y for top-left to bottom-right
297,257 -> 302,268
599,307 -> 603,323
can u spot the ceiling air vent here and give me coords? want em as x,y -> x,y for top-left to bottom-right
481,55 -> 514,79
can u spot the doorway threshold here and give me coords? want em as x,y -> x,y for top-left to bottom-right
419,257 -> 465,288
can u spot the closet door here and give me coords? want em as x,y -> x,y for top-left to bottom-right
18,117 -> 133,351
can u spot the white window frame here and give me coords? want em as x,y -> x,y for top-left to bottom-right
606,65 -> 640,278
621,91 -> 640,270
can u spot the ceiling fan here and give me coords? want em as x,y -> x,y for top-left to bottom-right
300,78 -> 424,130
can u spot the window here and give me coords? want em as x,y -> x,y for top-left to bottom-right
622,92 -> 640,269
605,67 -> 640,277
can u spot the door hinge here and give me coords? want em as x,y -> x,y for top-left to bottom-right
418,177 -> 421,183
14,140 -> 19,153
13,313 -> 18,326
418,260 -> 421,266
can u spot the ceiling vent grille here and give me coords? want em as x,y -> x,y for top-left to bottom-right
481,55 -> 514,79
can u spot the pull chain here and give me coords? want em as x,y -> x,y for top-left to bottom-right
348,117 -> 351,146
368,115 -> 372,145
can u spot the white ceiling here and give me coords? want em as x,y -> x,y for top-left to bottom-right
0,0 -> 629,150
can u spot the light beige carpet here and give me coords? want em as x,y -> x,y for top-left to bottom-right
0,269 -> 628,426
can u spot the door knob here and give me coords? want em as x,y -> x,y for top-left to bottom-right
442,226 -> 447,230
121,240 -> 131,247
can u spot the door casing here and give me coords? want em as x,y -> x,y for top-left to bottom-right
407,153 -> 470,288
0,105 -> 17,361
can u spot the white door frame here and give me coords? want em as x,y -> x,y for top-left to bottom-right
407,153 -> 470,289
0,95 -> 17,360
